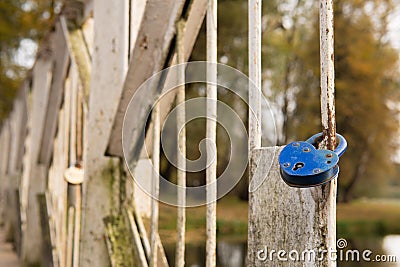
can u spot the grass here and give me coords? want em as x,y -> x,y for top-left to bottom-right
159,196 -> 248,244
337,199 -> 400,237
158,197 -> 400,244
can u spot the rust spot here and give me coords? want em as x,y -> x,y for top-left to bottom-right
140,36 -> 148,50
326,107 -> 336,150
331,53 -> 334,61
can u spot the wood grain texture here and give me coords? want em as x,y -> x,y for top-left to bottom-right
79,0 -> 129,266
248,147 -> 335,267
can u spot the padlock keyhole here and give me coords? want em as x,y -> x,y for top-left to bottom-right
293,162 -> 305,171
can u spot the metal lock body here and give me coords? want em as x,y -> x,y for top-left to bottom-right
278,133 -> 347,188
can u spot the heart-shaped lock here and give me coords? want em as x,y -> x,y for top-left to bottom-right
278,133 -> 347,188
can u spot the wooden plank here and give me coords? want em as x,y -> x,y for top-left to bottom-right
30,57 -> 53,162
2,175 -> 21,247
76,88 -> 83,162
13,189 -> 22,257
0,122 -> 11,228
129,0 -> 146,57
69,66 -> 79,165
6,109 -> 18,175
125,209 -> 149,266
132,207 -> 150,258
79,0 -> 129,266
38,20 -> 71,166
60,71 -> 72,267
107,0 -> 207,164
133,159 -> 152,218
15,84 -> 29,172
0,121 -> 11,175
61,15 -> 91,102
127,206 -> 169,267
38,194 -> 55,267
106,0 -> 188,157
72,184 -> 82,267
23,165 -> 48,266
21,56 -> 53,266
141,0 -> 207,160
49,124 -> 62,266
66,206 -> 74,267
7,86 -> 28,175
46,191 -> 60,267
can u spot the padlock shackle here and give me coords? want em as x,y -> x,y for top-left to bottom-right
305,132 -> 347,157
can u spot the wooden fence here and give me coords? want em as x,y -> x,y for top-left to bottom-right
0,0 -> 338,266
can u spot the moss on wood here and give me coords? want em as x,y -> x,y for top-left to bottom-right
104,215 -> 135,267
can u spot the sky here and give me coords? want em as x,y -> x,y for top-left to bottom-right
388,5 -> 400,50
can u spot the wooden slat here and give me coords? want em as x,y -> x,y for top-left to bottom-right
125,209 -> 149,267
15,84 -> 29,172
66,206 -> 75,267
38,194 -> 55,267
46,191 -> 60,267
61,15 -> 91,102
21,56 -> 53,266
60,71 -> 72,267
106,0 -> 188,157
0,125 -> 8,226
38,20 -> 71,165
140,0 -> 207,160
0,120 -> 11,175
69,66 -> 79,165
72,185 -> 82,267
14,190 -> 22,257
7,109 -> 18,175
132,207 -> 150,259
129,0 -> 146,58
107,0 -> 207,163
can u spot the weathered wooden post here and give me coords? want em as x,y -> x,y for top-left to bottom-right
247,0 -> 338,266
20,54 -> 53,266
79,0 -> 129,266
3,85 -> 28,251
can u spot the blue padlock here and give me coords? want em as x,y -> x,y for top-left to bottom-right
278,133 -> 347,188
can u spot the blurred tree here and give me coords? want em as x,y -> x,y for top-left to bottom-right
261,0 -> 315,145
293,0 -> 399,201
0,0 -> 55,122
158,0 -> 400,202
